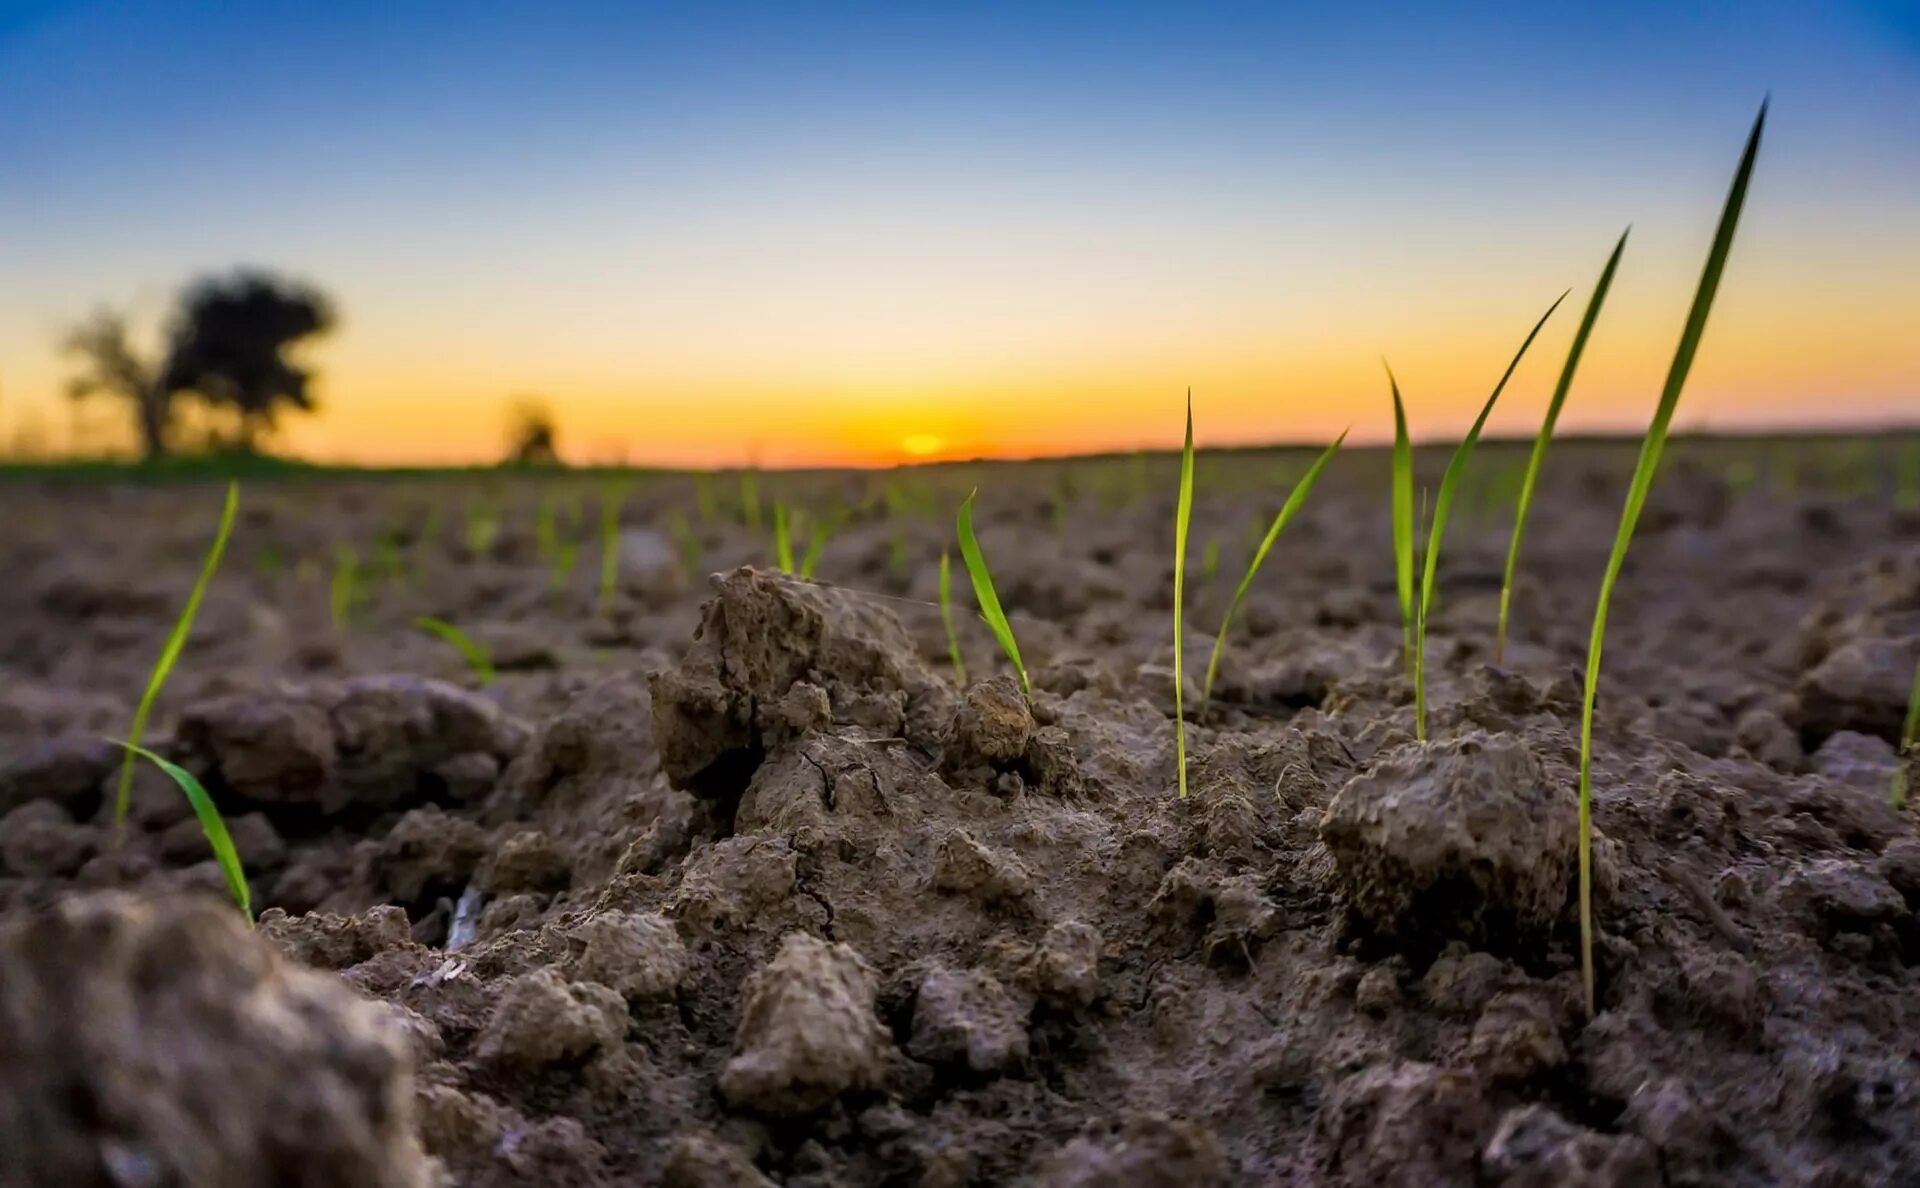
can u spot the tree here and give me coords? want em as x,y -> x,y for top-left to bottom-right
159,271 -> 336,452
63,310 -> 169,459
504,398 -> 561,465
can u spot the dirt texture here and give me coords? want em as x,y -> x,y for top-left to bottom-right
0,442 -> 1917,1186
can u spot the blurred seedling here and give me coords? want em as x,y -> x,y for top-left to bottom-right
938,547 -> 967,683
799,511 -> 837,580
773,502 -> 795,572
1199,537 -> 1221,588
330,543 -> 361,631
1389,370 -> 1416,678
1893,658 -> 1920,812
740,470 -> 763,531
414,616 -> 496,687
1410,290 -> 1566,740
665,507 -> 703,576
1577,102 -> 1764,1016
1201,430 -> 1346,719
1172,396 -> 1195,799
1898,442 -> 1920,512
116,743 -> 251,922
113,481 -> 239,840
693,470 -> 719,523
597,482 -> 626,617
1497,229 -> 1628,663
956,489 -> 1029,699
464,500 -> 503,558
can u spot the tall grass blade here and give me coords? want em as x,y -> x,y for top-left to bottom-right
1497,230 -> 1629,663
414,616 -> 496,686
1173,393 -> 1195,799
955,490 -> 1029,698
1389,366 -> 1416,677
1578,101 -> 1765,1017
1202,430 -> 1348,717
114,481 -> 238,838
116,742 -> 251,923
1413,291 -> 1568,739
938,547 -> 968,684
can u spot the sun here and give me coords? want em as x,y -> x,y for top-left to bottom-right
899,434 -> 945,458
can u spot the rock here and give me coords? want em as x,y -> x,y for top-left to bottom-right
430,751 -> 501,802
1031,920 -> 1101,1009
477,828 -> 571,894
1421,946 -> 1511,1017
1797,636 -> 1917,743
567,910 -> 687,1000
0,893 -> 428,1187
1810,731 -> 1899,794
946,676 -> 1034,768
649,567 -> 949,795
1035,1113 -> 1228,1188
1320,734 -> 1576,946
1787,858 -> 1905,936
907,965 -> 1029,1075
1880,838 -> 1920,900
1024,725 -> 1086,797
1315,1062 -> 1492,1188
178,675 -> 528,814
0,734 -> 115,816
370,807 -> 489,904
0,800 -> 99,878
1732,706 -> 1801,770
932,828 -> 1035,912
663,1133 -> 777,1188
1467,992 -> 1565,1084
719,932 -> 890,1114
476,969 -> 628,1068
258,905 -> 414,970
618,527 -> 689,600
1483,1104 -> 1660,1187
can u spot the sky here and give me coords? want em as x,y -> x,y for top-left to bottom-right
0,1 -> 1915,467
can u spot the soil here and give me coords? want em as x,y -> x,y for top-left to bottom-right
1,439 -> 1917,1187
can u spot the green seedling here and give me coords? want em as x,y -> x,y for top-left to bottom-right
116,742 -> 251,922
773,502 -> 795,572
1202,431 -> 1347,718
330,543 -> 360,630
1894,657 -> 1920,811
414,616 -> 496,686
114,481 -> 239,839
799,512 -> 835,579
939,547 -> 967,684
464,501 -> 502,558
1577,102 -> 1764,1017
1496,230 -> 1629,663
665,507 -> 703,575
1173,395 -> 1195,799
1200,537 -> 1221,587
693,471 -> 718,523
740,470 -> 763,530
1898,442 -> 1920,512
597,484 -> 625,616
956,490 -> 1029,699
1411,291 -> 1567,740
1389,368 -> 1416,677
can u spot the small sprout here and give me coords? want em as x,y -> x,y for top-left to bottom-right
1411,289 -> 1567,740
1894,657 -> 1920,811
1172,394 -> 1196,800
1200,537 -> 1221,587
799,511 -> 837,579
955,489 -> 1029,699
414,616 -> 496,686
665,507 -> 703,575
464,500 -> 502,557
329,543 -> 360,631
1577,101 -> 1765,1017
597,483 -> 625,616
773,502 -> 795,573
1497,229 -> 1629,663
116,742 -> 251,923
740,470 -> 763,530
1202,430 -> 1347,718
1389,369 -> 1416,678
115,480 -> 239,839
938,547 -> 968,684
693,471 -> 718,522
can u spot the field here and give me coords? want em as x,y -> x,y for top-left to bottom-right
1,434 -> 1917,1186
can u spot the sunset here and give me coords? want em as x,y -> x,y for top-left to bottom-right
5,7 -> 1920,1186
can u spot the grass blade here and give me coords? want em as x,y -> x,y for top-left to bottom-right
414,616 -> 496,686
955,490 -> 1029,699
1895,657 -> 1920,811
939,547 -> 968,684
799,512 -> 834,579
1389,366 -> 1416,677
1202,430 -> 1348,717
1578,101 -> 1766,1016
115,481 -> 238,838
1413,291 -> 1568,739
329,543 -> 360,630
116,741 -> 251,923
1173,394 -> 1196,799
773,502 -> 794,573
1497,229 -> 1630,663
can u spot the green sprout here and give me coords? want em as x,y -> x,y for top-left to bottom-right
955,489 -> 1029,699
114,481 -> 239,839
693,471 -> 718,523
329,543 -> 360,631
116,742 -> 251,922
1894,657 -> 1920,811
773,502 -> 795,572
740,470 -> 763,530
665,507 -> 703,575
597,483 -> 625,616
464,500 -> 502,557
1172,394 -> 1195,799
1496,230 -> 1629,664
1389,369 -> 1416,677
799,512 -> 835,579
414,616 -> 496,687
1201,430 -> 1347,718
938,547 -> 968,684
1411,290 -> 1567,740
1577,101 -> 1765,1017
1200,537 -> 1221,587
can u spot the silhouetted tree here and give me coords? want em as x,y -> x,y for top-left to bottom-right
504,398 -> 561,465
159,271 -> 335,452
63,310 -> 168,459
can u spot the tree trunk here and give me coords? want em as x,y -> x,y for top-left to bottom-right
137,385 -> 169,460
